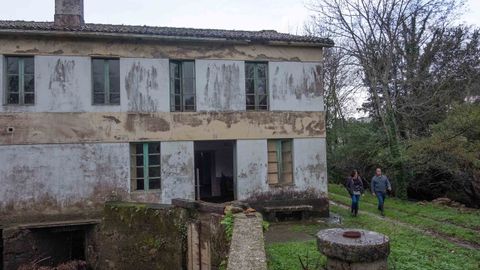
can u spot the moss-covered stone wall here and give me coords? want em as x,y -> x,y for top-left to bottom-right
94,202 -> 189,270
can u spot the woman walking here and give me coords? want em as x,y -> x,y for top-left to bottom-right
346,170 -> 364,216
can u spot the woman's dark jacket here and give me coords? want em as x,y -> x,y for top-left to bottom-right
346,177 -> 364,195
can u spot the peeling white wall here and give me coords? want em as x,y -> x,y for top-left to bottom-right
160,141 -> 195,204
235,140 -> 269,200
0,143 -> 130,211
196,60 -> 246,111
0,56 -> 170,113
122,58 -> 169,112
269,62 -> 324,112
292,138 -> 328,194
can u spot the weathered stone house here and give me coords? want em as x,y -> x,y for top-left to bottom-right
0,0 -> 332,268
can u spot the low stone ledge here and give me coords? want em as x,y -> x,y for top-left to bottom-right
227,213 -> 267,270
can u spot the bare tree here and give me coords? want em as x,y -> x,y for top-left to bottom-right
306,0 -> 480,197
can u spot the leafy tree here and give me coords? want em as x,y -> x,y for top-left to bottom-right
307,0 -> 480,198
407,104 -> 480,207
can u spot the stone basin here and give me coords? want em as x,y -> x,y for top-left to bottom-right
317,228 -> 390,270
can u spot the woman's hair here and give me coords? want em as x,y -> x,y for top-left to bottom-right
350,170 -> 358,177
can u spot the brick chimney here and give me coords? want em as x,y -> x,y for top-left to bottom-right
54,0 -> 84,27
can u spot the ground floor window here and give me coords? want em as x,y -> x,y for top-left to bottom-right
130,142 -> 161,191
267,139 -> 293,186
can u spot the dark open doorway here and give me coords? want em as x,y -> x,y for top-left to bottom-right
194,140 -> 235,203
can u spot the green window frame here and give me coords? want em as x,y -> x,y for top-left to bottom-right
267,139 -> 293,186
245,62 -> 268,111
4,56 -> 35,105
130,142 -> 161,191
92,58 -> 120,105
170,60 -> 196,112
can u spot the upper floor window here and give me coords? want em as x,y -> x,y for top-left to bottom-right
245,62 -> 268,111
170,60 -> 195,112
92,58 -> 120,105
5,56 -> 35,105
267,139 -> 293,186
130,142 -> 161,191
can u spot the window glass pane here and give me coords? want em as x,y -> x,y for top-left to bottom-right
93,93 -> 105,104
148,143 -> 160,154
148,167 -> 161,178
24,57 -> 34,74
183,76 -> 195,94
24,93 -> 35,104
257,64 -> 267,79
136,179 -> 144,190
7,76 -> 19,93
175,95 -> 181,108
246,78 -> 254,94
92,59 -> 104,75
93,73 -> 104,92
245,63 -> 254,78
182,61 -> 195,80
24,75 -> 35,93
149,178 -> 161,190
246,95 -> 255,106
170,62 -> 180,79
136,155 -> 143,166
136,167 -> 144,178
7,93 -> 19,104
109,78 -> 120,93
184,105 -> 195,111
184,95 -> 195,108
135,144 -> 144,154
6,57 -> 18,74
259,95 -> 268,107
258,79 -> 267,94
108,60 -> 120,93
110,93 -> 120,104
174,79 -> 181,94
149,155 -> 160,165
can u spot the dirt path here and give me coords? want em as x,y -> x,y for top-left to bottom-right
331,192 -> 480,231
330,201 -> 480,250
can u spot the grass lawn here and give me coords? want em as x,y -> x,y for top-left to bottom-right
265,185 -> 480,270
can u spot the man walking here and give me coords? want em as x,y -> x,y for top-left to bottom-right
371,168 -> 391,216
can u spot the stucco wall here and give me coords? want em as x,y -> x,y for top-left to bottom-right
0,38 -> 323,62
0,56 -> 170,113
196,60 -> 246,111
235,140 -> 269,200
160,141 -> 195,204
0,143 -> 130,215
269,62 -> 324,112
293,138 -> 328,194
235,138 -> 328,200
122,58 -> 169,112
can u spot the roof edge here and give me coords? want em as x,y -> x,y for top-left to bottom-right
0,26 -> 334,48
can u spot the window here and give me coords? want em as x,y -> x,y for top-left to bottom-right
267,139 -> 293,185
130,142 -> 161,191
170,60 -> 195,111
92,58 -> 120,105
5,56 -> 35,105
245,62 -> 268,110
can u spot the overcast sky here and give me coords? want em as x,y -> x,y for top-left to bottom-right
0,0 -> 479,33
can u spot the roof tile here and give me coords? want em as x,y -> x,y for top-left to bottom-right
0,20 -> 334,46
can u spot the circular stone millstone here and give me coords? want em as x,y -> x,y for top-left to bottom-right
317,228 -> 390,263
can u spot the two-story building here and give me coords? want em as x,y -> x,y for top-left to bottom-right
0,0 -> 332,230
